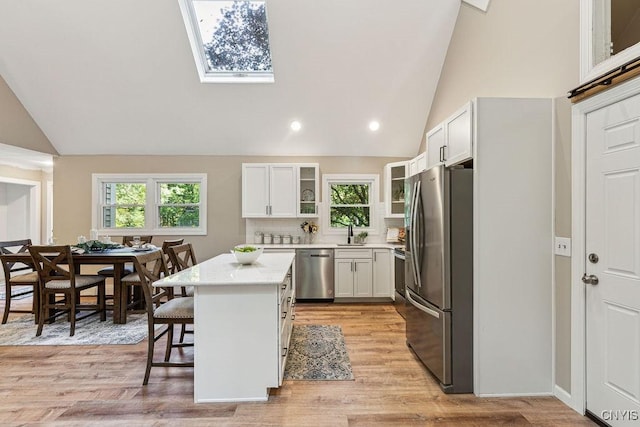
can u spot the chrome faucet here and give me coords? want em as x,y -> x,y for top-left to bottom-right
347,224 -> 353,244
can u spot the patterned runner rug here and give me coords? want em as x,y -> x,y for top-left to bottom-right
0,285 -> 33,300
0,313 -> 148,346
284,324 -> 354,380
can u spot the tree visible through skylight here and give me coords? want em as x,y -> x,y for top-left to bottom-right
192,0 -> 272,74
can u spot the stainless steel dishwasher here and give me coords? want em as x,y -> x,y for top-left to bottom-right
295,249 -> 334,300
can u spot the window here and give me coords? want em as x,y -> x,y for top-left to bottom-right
179,0 -> 274,83
92,174 -> 207,235
322,174 -> 379,234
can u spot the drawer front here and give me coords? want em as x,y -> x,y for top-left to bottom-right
334,248 -> 372,259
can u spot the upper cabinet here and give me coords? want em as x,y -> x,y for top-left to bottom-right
242,164 -> 297,218
408,152 -> 427,177
426,123 -> 445,170
426,101 -> 473,169
384,161 -> 407,217
297,164 -> 319,217
444,101 -> 473,166
242,163 -> 319,218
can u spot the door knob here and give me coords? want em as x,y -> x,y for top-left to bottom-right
581,273 -> 599,285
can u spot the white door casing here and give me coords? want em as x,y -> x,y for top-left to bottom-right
585,93 -> 640,425
571,76 -> 640,423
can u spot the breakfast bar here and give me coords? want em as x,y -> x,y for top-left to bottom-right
153,252 -> 295,403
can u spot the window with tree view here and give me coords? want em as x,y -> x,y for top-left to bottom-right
94,174 -> 207,235
329,183 -> 372,229
181,0 -> 274,83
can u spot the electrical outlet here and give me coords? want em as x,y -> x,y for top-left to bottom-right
555,237 -> 571,257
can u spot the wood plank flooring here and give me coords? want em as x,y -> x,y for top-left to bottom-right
0,298 -> 594,426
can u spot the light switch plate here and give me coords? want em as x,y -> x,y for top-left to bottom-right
555,237 -> 571,257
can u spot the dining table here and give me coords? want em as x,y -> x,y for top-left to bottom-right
6,246 -> 161,324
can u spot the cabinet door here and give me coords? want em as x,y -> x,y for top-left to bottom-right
426,124 -> 445,170
384,161 -> 407,217
353,259 -> 373,297
242,164 -> 270,217
269,165 -> 297,217
416,152 -> 427,173
372,249 -> 392,298
444,101 -> 473,166
297,164 -> 319,217
335,259 -> 355,297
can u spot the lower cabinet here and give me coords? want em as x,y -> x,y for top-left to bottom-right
335,248 -> 392,299
372,249 -> 392,298
279,267 -> 295,384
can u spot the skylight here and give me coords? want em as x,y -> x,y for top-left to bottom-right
179,0 -> 274,83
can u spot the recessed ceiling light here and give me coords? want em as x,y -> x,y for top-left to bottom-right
368,120 -> 380,132
290,120 -> 302,132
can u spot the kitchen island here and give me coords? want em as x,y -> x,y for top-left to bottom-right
153,252 -> 295,403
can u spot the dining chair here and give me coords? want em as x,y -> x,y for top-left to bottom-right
132,250 -> 193,385
166,242 -> 197,342
161,238 -> 184,274
0,239 -> 39,324
28,245 -> 106,337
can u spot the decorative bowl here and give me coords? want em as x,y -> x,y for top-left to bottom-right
231,246 -> 263,264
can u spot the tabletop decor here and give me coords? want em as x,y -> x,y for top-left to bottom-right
75,240 -> 123,252
231,245 -> 263,264
300,220 -> 318,244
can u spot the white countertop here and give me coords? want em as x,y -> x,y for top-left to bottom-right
258,242 -> 404,250
153,252 -> 295,287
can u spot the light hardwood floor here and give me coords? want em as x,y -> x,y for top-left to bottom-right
0,297 -> 594,426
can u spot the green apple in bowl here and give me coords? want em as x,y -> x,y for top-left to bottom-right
231,245 -> 263,264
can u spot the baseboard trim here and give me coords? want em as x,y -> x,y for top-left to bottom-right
554,384 -> 573,408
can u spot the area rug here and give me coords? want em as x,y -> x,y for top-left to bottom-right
283,324 -> 354,380
0,313 -> 149,346
0,285 -> 33,301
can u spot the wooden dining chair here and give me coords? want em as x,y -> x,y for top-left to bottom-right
0,239 -> 39,324
161,238 -> 184,274
132,250 -> 193,385
166,242 -> 197,342
28,245 -> 106,337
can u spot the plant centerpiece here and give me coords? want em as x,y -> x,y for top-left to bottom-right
75,240 -> 122,252
300,221 -> 318,244
356,231 -> 368,244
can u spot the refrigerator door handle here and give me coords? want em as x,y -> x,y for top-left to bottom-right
406,289 -> 440,319
411,180 -> 422,288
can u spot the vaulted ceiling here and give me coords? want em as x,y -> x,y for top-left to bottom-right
0,0 -> 462,158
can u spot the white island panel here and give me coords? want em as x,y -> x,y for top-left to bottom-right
153,252 -> 295,403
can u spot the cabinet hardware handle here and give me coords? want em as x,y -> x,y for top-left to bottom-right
354,262 -> 357,272
282,311 -> 287,319
292,314 -> 295,320
281,283 -> 287,290
287,296 -> 292,303
282,347 -> 288,357
266,205 -> 269,215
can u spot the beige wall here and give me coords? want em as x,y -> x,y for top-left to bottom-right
422,0 -> 580,393
53,155 -> 405,261
0,75 -> 57,155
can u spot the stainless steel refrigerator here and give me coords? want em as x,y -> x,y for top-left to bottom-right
404,165 -> 473,393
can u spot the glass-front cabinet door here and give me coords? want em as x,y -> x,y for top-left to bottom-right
297,164 -> 319,217
384,161 -> 408,218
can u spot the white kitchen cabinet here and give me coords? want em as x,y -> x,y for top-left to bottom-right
425,101 -> 473,169
242,164 -> 297,218
426,123 -> 445,170
444,101 -> 473,166
372,249 -> 392,298
408,152 -> 427,177
297,164 -> 319,217
383,161 -> 407,217
335,248 -> 374,298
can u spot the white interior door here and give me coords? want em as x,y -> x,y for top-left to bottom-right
585,92 -> 640,425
